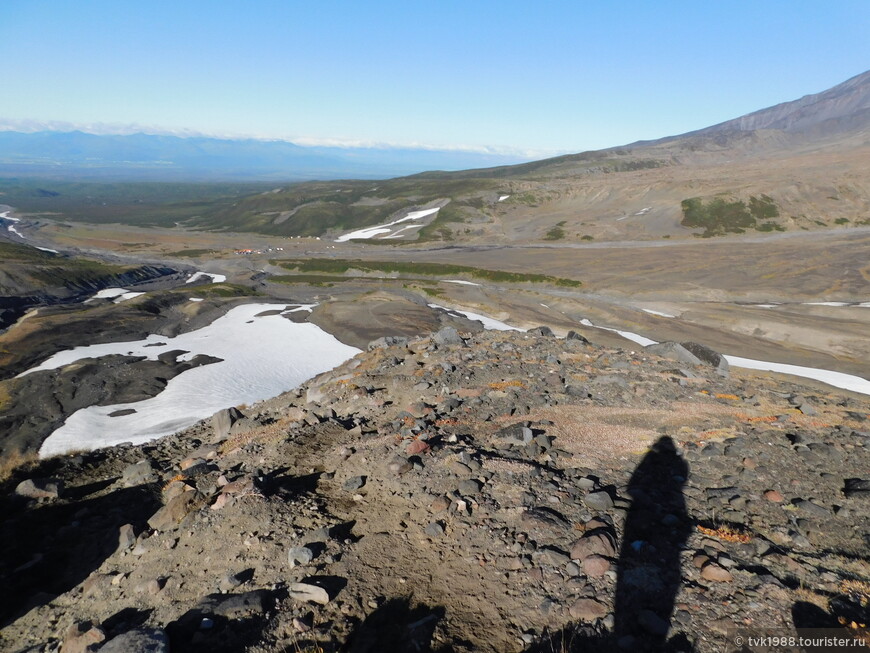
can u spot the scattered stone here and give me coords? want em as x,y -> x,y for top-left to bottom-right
764,489 -> 784,502
568,598 -> 608,622
581,554 -> 611,577
212,406 -> 245,439
645,342 -> 702,366
425,522 -> 445,537
121,460 -> 158,486
433,326 -> 463,346
60,621 -> 105,653
288,582 -> 331,605
583,491 -> 614,511
343,475 -> 366,491
15,478 -> 63,500
99,628 -> 169,653
700,563 -> 733,582
118,524 -> 137,550
458,479 -> 482,495
844,478 -> 870,499
288,546 -> 315,567
638,610 -> 670,636
147,491 -> 203,531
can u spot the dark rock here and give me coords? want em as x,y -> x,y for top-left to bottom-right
99,628 -> 168,653
458,479 -> 482,495
638,610 -> 669,636
343,476 -> 366,491
566,330 -> 589,343
425,522 -> 445,537
433,326 -> 463,346
529,326 -> 554,337
679,342 -> 730,376
844,478 -> 870,499
644,342 -> 702,366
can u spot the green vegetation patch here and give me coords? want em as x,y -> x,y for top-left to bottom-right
186,283 -> 259,298
164,248 -> 218,258
274,258 -> 581,287
681,194 -> 781,237
544,221 -> 566,241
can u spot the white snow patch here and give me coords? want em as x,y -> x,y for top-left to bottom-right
577,319 -> 870,395
34,303 -> 361,457
754,304 -> 778,309
498,195 -> 510,202
189,298 -> 204,302
804,302 -> 850,307
428,303 -> 523,332
579,319 -> 657,346
186,271 -> 227,284
114,292 -> 144,303
442,280 -> 481,286
8,224 -> 24,238
335,207 -> 440,242
36,246 -> 59,254
87,288 -> 129,302
859,302 -> 870,308
641,309 -> 675,318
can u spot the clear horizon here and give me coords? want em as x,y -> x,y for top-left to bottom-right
2,1 -> 868,156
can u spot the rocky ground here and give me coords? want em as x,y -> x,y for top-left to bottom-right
1,327 -> 869,652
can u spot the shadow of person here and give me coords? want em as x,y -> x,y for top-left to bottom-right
613,435 -> 692,651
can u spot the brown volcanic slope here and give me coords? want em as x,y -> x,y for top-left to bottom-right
409,71 -> 870,245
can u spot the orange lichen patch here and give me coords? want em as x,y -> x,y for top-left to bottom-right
697,525 -> 752,543
715,393 -> 741,400
841,579 -> 870,608
737,414 -> 778,423
434,418 -> 460,426
699,390 -> 710,395
488,380 -> 525,390
837,617 -> 869,644
163,474 -> 186,490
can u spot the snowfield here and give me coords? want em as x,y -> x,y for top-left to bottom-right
186,271 -> 227,284
31,304 -> 360,457
335,207 -> 440,242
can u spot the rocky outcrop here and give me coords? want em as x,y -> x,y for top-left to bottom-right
1,329 -> 868,652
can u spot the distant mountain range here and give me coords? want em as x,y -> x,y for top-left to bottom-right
0,129 -> 532,181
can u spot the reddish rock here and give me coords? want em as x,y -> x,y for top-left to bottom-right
570,532 -> 617,560
430,495 -> 451,512
569,598 -> 609,621
764,489 -> 784,502
582,554 -> 611,577
692,553 -> 710,569
406,440 -> 430,455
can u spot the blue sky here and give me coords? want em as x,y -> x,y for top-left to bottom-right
2,0 -> 868,155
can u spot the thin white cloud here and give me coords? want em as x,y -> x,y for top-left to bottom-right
0,118 -> 564,159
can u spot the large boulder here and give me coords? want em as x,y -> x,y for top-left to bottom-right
680,341 -> 730,376
15,478 -> 64,500
644,342 -> 702,366
211,407 -> 245,440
